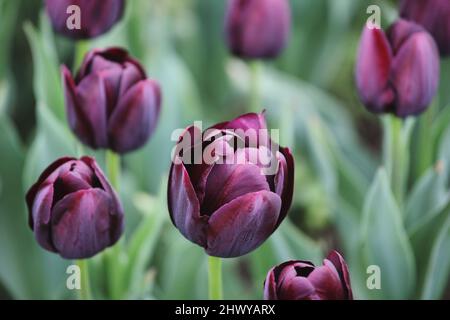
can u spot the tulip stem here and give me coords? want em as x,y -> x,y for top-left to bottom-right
106,150 -> 121,191
249,61 -> 262,113
208,256 -> 223,300
76,259 -> 92,300
383,115 -> 415,210
74,40 -> 89,72
105,150 -> 123,299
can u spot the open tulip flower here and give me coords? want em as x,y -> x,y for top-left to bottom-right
355,19 -> 439,118
26,157 -> 124,259
264,251 -> 353,300
168,112 -> 294,258
400,0 -> 450,56
225,0 -> 291,59
62,47 -> 161,154
45,0 -> 125,40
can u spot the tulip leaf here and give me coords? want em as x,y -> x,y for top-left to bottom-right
0,114 -> 70,299
23,104 -> 76,189
24,15 -> 65,122
361,168 -> 415,299
405,165 -> 450,232
124,190 -> 167,299
419,212 -> 450,299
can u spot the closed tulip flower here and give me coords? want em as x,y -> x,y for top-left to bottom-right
355,19 -> 439,118
400,0 -> 450,56
264,251 -> 353,300
26,157 -> 124,259
62,47 -> 161,154
168,112 -> 294,258
45,0 -> 125,39
225,0 -> 291,59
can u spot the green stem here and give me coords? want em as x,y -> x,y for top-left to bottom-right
249,61 -> 262,113
415,99 -> 438,179
76,259 -> 92,300
208,256 -> 223,300
383,115 -> 414,209
73,40 -> 89,72
105,150 -> 123,299
106,150 -> 121,191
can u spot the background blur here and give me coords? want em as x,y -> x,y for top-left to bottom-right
1,0 -> 450,300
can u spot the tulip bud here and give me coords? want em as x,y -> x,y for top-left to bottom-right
26,157 -> 124,259
225,0 -> 291,59
400,0 -> 450,56
168,112 -> 294,258
62,47 -> 161,154
355,19 -> 439,118
264,251 -> 353,300
45,0 -> 125,39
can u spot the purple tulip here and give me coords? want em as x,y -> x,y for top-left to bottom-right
264,251 -> 353,300
400,0 -> 450,56
355,19 -> 439,118
225,0 -> 291,59
168,112 -> 294,258
62,47 -> 161,154
45,0 -> 125,39
26,157 -> 124,259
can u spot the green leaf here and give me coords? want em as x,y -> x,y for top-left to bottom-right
405,165 -> 450,232
124,190 -> 167,299
23,103 -> 76,189
0,114 -> 70,299
24,16 -> 65,121
361,168 -> 415,299
420,212 -> 450,299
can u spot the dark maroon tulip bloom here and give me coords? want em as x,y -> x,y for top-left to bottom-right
264,251 -> 353,300
62,47 -> 161,154
45,0 -> 125,39
225,0 -> 291,59
400,0 -> 450,56
355,19 -> 439,118
168,112 -> 294,258
26,157 -> 124,259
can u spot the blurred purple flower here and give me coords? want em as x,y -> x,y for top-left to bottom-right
355,19 -> 439,118
400,0 -> 450,56
167,112 -> 294,258
26,157 -> 124,259
45,0 -> 125,39
264,251 -> 353,300
62,47 -> 161,154
225,0 -> 291,59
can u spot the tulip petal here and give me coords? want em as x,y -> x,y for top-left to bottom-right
356,26 -> 395,113
263,267 -> 278,300
206,190 -> 281,257
51,189 -> 118,259
62,66 -> 97,148
75,72 -> 110,148
212,112 -> 267,132
279,276 -> 317,300
326,251 -> 353,299
82,156 -> 124,243
108,79 -> 161,153
390,31 -> 439,117
274,147 -> 294,226
45,0 -> 125,40
26,157 -> 75,229
168,160 -> 208,247
30,184 -> 57,253
307,265 -> 346,300
202,163 -> 270,215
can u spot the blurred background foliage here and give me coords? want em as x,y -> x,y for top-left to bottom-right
0,0 -> 450,300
